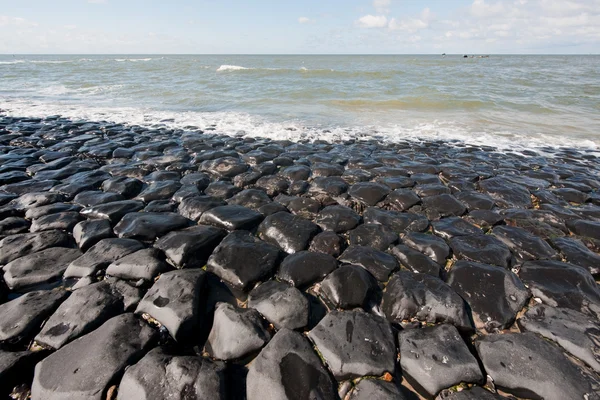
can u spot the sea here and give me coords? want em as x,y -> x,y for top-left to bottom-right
1,54 -> 599,151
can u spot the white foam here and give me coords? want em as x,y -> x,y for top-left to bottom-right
216,65 -> 251,72
0,60 -> 25,65
1,98 -> 598,153
115,58 -> 154,62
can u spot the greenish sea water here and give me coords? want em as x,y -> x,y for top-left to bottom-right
1,54 -> 599,149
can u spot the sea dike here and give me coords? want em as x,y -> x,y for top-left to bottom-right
0,113 -> 599,400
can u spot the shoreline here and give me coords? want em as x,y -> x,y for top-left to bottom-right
0,112 -> 599,399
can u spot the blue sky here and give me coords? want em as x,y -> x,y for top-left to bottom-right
1,0 -> 599,54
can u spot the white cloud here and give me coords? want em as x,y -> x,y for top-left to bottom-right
389,8 -> 432,33
298,17 -> 315,24
0,15 -> 38,27
357,14 -> 388,28
373,0 -> 391,14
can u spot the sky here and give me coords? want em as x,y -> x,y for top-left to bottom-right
1,0 -> 599,54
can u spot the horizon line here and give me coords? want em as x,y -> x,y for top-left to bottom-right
1,53 -> 599,56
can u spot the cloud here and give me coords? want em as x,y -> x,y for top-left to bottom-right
356,14 -> 388,28
373,0 -> 391,14
87,0 -> 107,4
0,15 -> 38,27
298,17 -> 315,24
389,8 -> 432,33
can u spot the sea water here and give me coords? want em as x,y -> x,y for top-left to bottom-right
1,54 -> 599,150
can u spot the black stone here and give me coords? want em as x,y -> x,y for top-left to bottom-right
308,310 -> 396,380
80,200 -> 145,224
348,182 -> 391,206
64,238 -> 144,278
421,194 -> 466,218
309,231 -> 344,257
363,207 -> 429,233
314,205 -> 361,233
101,176 -> 143,198
114,212 -> 190,241
383,188 -> 421,211
155,225 -> 226,269
135,180 -> 182,203
178,195 -> 226,221
390,245 -> 442,277
25,203 -> 82,220
199,205 -> 263,231
277,250 -> 338,287
431,217 -> 483,239
398,324 -> 483,397
347,223 -> 398,251
106,248 -> 171,283
72,219 -> 113,252
446,261 -> 530,331
478,177 -> 532,208
318,264 -> 379,309
550,236 -> 600,277
30,211 -> 82,233
475,332 -> 596,400
347,379 -> 412,400
449,234 -> 512,268
258,211 -> 320,254
248,281 -> 309,330
0,230 -> 74,264
73,190 -> 124,207
382,271 -> 472,331
402,232 -> 449,265
338,245 -> 399,282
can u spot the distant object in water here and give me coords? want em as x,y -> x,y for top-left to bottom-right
442,53 -> 446,57
464,55 -> 490,59
463,55 -> 468,58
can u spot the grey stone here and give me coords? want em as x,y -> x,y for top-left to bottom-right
479,177 -> 532,208
135,269 -> 206,342
30,211 -> 82,232
206,302 -> 270,360
64,238 -> 144,278
550,236 -> 600,277
73,190 -> 124,206
402,232 -> 449,265
0,230 -> 74,264
106,248 -> 171,283
314,205 -> 361,233
155,225 -> 226,268
117,347 -> 226,400
431,217 -> 482,240
177,195 -> 227,221
80,200 -> 145,224
3,248 -> 82,291
199,205 -> 263,231
72,219 -> 113,252
31,313 -> 156,400
135,180 -> 181,203
114,212 -> 190,241
449,234 -> 512,269
348,379 -> 411,400
491,225 -> 557,261
246,328 -> 336,400
339,245 -> 399,282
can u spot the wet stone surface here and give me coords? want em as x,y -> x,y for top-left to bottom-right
1,115 -> 600,398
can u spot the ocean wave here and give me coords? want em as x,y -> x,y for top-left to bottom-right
327,98 -> 489,111
1,98 -> 597,152
115,58 -> 155,62
217,65 -> 252,72
0,60 -> 26,65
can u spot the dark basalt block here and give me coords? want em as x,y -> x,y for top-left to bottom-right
143,170 -> 181,183
413,183 -> 450,197
206,302 -> 270,360
449,234 -> 512,269
440,387 -> 504,399
519,260 -> 600,318
347,223 -> 398,251
311,162 -> 344,177
319,264 -> 379,309
72,219 -> 113,252
491,225 -> 557,261
257,211 -> 320,254
280,164 -> 311,181
227,188 -> 272,210
382,271 -> 472,331
309,231 -> 344,257
398,324 -> 483,397
309,176 -> 348,196
455,191 -> 496,210
1,179 -> 58,195
550,236 -> 600,277
31,313 -> 156,400
347,379 -> 411,400
106,248 -> 171,283
11,192 -> 65,210
73,190 -> 124,207
101,176 -> 143,198
478,176 -> 532,208
178,195 -> 226,221
390,245 -> 442,277
180,172 -> 210,191
338,245 -> 399,282
200,157 -> 249,178
25,203 -> 82,220
118,347 -> 226,400
135,269 -> 206,342
551,187 -> 590,204
135,180 -> 181,203
475,332 -> 596,400
348,182 -> 391,206
114,212 -> 190,241
3,248 -> 82,291
64,238 -> 144,278
81,200 -> 145,224
207,229 -> 282,288
30,211 -> 82,233
34,281 -> 126,349
246,328 -> 336,400
566,219 -> 600,240
463,209 -> 504,229
421,194 -> 466,219
0,216 -> 30,237
255,175 -> 289,196
0,171 -> 28,185
446,261 -> 530,331
0,230 -> 74,264
518,305 -> 600,373
277,250 -> 338,288
0,350 -> 45,395
0,289 -> 69,343
401,231 -> 450,265
199,205 -> 263,231
155,225 -> 226,269
314,205 -> 361,233
383,188 -> 421,211
431,217 -> 483,240
205,181 -> 242,199
363,207 -> 429,233
308,310 -> 396,380
248,280 -> 309,330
